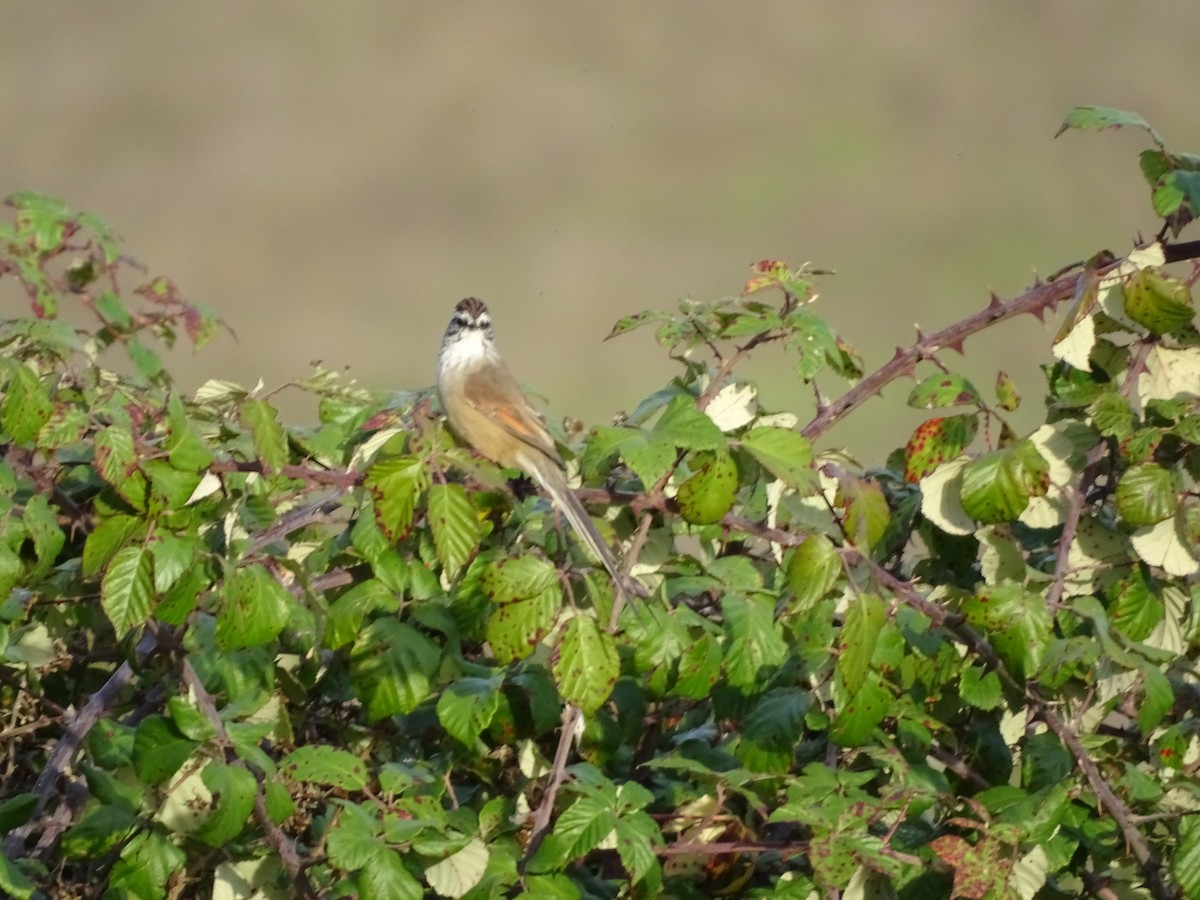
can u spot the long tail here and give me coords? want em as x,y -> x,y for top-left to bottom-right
528,461 -> 650,614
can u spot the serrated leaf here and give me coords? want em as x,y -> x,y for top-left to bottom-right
1107,568 -> 1164,641
724,594 -> 787,689
838,594 -> 885,695
652,395 -> 724,451
1056,105 -> 1161,145
239,398 -> 288,475
2,363 -> 53,444
95,425 -> 148,511
555,615 -> 619,713
132,715 -> 196,785
904,415 -> 978,483
328,803 -> 384,869
486,587 -> 560,664
907,374 -> 981,409
22,492 -> 65,576
1115,462 -> 1177,526
101,546 -> 155,638
360,848 -> 423,900
1138,664 -> 1173,734
428,482 -> 480,579
1124,268 -> 1194,334
425,837 -> 489,898
994,371 -> 1020,412
165,393 -> 212,472
481,554 -> 559,603
279,746 -> 369,791
436,677 -> 503,746
194,763 -> 256,847
216,564 -> 292,650
365,456 -> 425,542
676,449 -> 738,525
783,533 -> 840,614
620,434 -> 677,489
837,476 -> 890,550
350,618 -> 442,720
830,673 -> 890,747
1090,392 -> 1134,439
673,632 -> 722,699
327,579 -> 400,650
739,426 -> 815,492
606,309 -> 669,339
960,440 -> 1049,524
1174,814 -> 1200,898
959,665 -> 1002,710
0,849 -> 36,898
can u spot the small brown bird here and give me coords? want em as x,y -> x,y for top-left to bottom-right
436,298 -> 648,613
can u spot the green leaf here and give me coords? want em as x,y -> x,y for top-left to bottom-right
0,849 -> 36,898
839,476 -> 890,551
784,534 -> 841,614
279,746 -> 369,791
101,545 -> 155,638
620,433 -> 677,489
482,553 -> 559,603
959,665 -> 1002,710
1115,462 -> 1177,526
361,848 -> 423,900
1108,568 -> 1164,641
61,804 -> 138,859
350,618 -> 442,720
365,456 -> 426,541
739,426 -> 816,492
1123,268 -> 1194,335
673,632 -> 722,699
904,415 -> 978,483
652,395 -> 724,451
11,190 -> 70,251
148,533 -> 197,594
1,363 -> 53,444
126,338 -> 165,383
328,802 -> 385,869
1056,105 -> 1163,147
132,716 -> 197,786
994,371 -> 1020,412
22,492 -> 65,577
486,586 -> 560,664
1174,815 -> 1200,899
428,482 -> 480,580
555,615 -> 619,713
95,425 -> 149,511
907,374 -> 981,409
724,594 -> 787,689
165,393 -> 213,472
239,398 -> 288,475
838,594 -> 885,695
676,449 -> 738,525
216,564 -> 293,650
194,762 -> 256,847
829,673 -> 890,747
437,676 -> 503,746
960,440 -> 1049,524
424,837 -> 489,897
327,579 -> 400,650
1138,664 -> 1173,734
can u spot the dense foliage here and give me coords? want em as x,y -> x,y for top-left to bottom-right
3,105 -> 1200,898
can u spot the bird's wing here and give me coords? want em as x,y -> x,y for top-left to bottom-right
462,366 -> 565,466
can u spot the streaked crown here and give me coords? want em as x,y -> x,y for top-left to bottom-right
445,297 -> 492,339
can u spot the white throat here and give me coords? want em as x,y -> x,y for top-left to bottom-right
439,326 -> 499,376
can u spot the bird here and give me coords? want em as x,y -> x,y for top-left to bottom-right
436,297 -> 648,617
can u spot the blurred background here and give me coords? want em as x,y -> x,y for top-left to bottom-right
3,3 -> 1197,460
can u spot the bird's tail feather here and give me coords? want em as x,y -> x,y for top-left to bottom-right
528,463 -> 650,616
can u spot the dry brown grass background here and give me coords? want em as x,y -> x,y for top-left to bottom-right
4,4 -> 1197,457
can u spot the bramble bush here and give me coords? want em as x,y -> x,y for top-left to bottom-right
3,105 -> 1200,899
